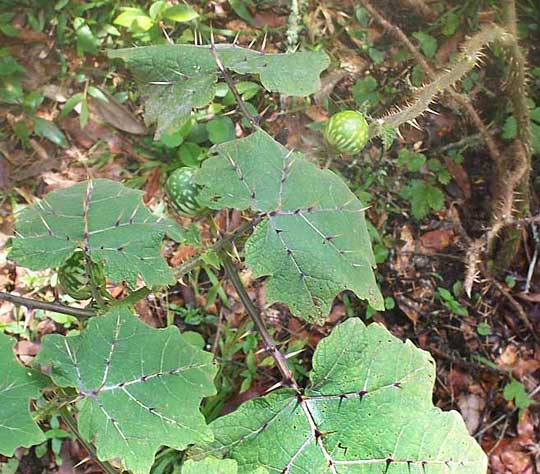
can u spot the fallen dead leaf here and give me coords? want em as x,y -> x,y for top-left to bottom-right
143,167 -> 161,204
15,340 -> 40,365
304,105 -> 328,123
497,344 -> 519,369
447,368 -> 471,397
90,91 -> 147,135
393,225 -> 416,274
254,12 -> 286,28
444,155 -> 471,199
170,245 -> 198,267
395,294 -> 420,324
485,412 -> 538,474
314,70 -> 348,104
457,393 -> 485,434
419,228 -> 456,254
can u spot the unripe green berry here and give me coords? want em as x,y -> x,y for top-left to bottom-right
165,167 -> 206,217
59,252 -> 106,300
324,110 -> 369,154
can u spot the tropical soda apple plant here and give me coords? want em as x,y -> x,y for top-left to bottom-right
0,38 -> 492,474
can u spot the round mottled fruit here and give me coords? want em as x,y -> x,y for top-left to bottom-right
165,167 -> 205,217
324,110 -> 369,154
59,252 -> 106,300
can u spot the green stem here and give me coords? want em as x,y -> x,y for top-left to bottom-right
173,217 -> 260,280
221,252 -> 299,391
59,405 -> 119,474
0,292 -> 95,318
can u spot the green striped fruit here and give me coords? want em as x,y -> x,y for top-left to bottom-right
59,252 -> 106,300
166,167 -> 205,217
324,110 -> 369,154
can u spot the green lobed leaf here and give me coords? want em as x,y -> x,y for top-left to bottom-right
0,333 -> 47,456
182,457 -> 238,474
108,45 -> 329,138
197,130 -> 383,323
208,319 -> 487,474
36,307 -> 217,474
9,179 -> 183,288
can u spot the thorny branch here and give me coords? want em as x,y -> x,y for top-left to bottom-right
58,405 -> 119,474
209,27 -> 260,126
361,0 -> 537,332
222,252 -> 299,392
0,291 -> 95,318
451,208 -> 539,342
1,219 -> 260,320
360,0 -> 503,165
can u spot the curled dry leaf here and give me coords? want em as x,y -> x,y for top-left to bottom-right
457,393 -> 485,434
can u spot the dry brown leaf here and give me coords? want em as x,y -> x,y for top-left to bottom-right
90,91 -> 147,135
395,294 -> 420,324
253,12 -> 286,28
497,344 -> 519,369
143,167 -> 161,204
419,228 -> 456,254
447,368 -> 471,397
170,246 -> 198,267
444,155 -> 471,199
393,225 -> 416,273
457,393 -> 485,434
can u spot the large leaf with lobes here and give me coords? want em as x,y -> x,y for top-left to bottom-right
0,333 -> 47,456
182,458 -> 268,474
197,130 -> 383,323
108,45 -> 329,138
208,319 -> 487,473
36,306 -> 217,474
182,458 -> 238,474
9,179 -> 183,288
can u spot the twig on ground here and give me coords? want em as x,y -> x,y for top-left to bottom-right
0,291 -> 95,319
482,266 -> 539,342
398,0 -> 437,20
428,345 -> 505,375
524,224 -> 539,293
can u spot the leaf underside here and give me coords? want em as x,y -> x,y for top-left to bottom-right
36,307 -> 217,474
108,45 -> 330,138
208,319 -> 487,474
197,130 -> 383,324
0,333 -> 47,456
10,179 -> 183,288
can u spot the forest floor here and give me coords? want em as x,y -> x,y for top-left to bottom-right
0,1 -> 539,473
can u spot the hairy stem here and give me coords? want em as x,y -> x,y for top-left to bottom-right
489,0 -> 532,271
360,0 -> 503,164
369,24 -> 503,137
0,291 -> 95,318
221,252 -> 299,391
59,405 -> 119,474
